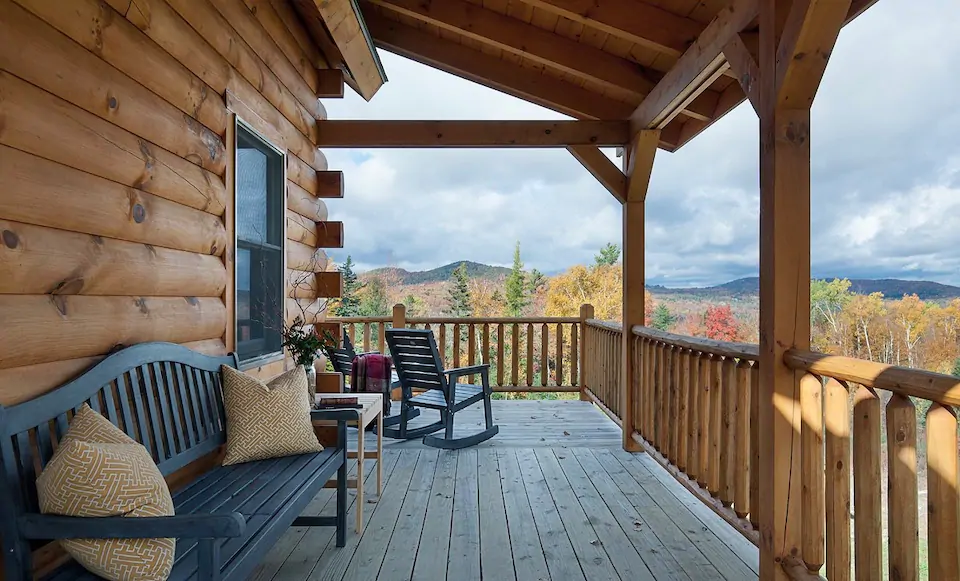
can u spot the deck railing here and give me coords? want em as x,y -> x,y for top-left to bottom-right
329,304 -> 591,392
580,317 -> 960,580
783,350 -> 959,581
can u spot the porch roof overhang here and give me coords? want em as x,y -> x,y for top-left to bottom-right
340,0 -> 878,152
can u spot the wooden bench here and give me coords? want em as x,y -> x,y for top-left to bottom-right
0,342 -> 348,581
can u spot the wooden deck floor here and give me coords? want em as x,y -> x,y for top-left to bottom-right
251,401 -> 758,581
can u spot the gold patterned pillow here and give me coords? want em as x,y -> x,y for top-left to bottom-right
221,365 -> 324,466
37,405 -> 175,581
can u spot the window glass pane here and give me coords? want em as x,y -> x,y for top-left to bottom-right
235,123 -> 284,363
237,147 -> 268,244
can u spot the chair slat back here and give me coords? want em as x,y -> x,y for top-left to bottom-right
385,329 -> 448,395
0,343 -> 237,527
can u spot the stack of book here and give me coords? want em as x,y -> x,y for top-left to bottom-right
313,396 -> 362,410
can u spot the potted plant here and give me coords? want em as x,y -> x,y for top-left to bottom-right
281,316 -> 336,401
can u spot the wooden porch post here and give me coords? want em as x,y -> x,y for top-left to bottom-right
622,130 -> 659,452
579,303 -> 595,401
756,0 -> 849,578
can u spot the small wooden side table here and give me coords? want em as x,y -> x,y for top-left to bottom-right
311,393 -> 383,533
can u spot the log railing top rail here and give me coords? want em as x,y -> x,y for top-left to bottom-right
632,325 -> 760,361
784,348 -> 960,406
331,316 -> 580,324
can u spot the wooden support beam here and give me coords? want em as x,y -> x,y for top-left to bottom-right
515,0 -> 704,57
364,11 -> 635,120
622,130 -> 659,453
629,0 -> 758,133
776,0 -> 852,108
318,120 -> 629,147
723,33 -> 760,112
566,147 -> 626,203
368,0 -> 657,99
316,67 -> 345,98
316,271 -> 344,298
757,0 -> 847,578
316,221 -> 345,248
310,0 -> 386,100
316,170 -> 344,198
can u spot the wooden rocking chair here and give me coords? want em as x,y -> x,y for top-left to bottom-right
323,331 -> 419,426
383,328 -> 499,449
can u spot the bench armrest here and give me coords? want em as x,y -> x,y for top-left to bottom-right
445,364 -> 490,381
18,513 -> 246,540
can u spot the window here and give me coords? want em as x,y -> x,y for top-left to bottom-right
235,121 -> 284,363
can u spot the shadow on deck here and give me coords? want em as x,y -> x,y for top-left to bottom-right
251,400 -> 759,581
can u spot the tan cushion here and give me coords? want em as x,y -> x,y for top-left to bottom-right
221,365 -> 323,466
36,405 -> 175,581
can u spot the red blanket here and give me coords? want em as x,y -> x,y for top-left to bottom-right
350,353 -> 392,394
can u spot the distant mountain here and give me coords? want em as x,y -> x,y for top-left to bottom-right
650,277 -> 960,300
364,261 -> 512,285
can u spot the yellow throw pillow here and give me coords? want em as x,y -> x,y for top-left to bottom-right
221,365 -> 324,466
36,405 -> 175,581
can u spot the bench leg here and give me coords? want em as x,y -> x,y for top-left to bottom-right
197,538 -> 221,581
336,421 -> 348,547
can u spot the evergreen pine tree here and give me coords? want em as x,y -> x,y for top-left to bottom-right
594,243 -> 621,266
359,276 -> 389,317
527,268 -> 546,293
334,256 -> 363,316
651,304 -> 676,331
505,242 -> 528,317
402,294 -> 426,316
445,263 -> 473,317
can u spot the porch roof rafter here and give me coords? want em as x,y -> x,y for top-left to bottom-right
316,120 -> 630,147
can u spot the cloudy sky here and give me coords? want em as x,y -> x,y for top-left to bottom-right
323,0 -> 960,287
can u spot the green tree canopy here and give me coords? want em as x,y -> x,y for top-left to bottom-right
594,243 -> 621,267
402,294 -> 426,317
445,262 -> 473,317
505,242 -> 528,317
359,276 -> 389,317
651,304 -> 676,331
333,256 -> 363,316
953,357 -> 960,378
527,268 -> 546,293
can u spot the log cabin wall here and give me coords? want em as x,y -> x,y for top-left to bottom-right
0,0 -> 346,404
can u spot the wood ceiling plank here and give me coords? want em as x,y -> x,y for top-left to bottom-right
368,0 -> 658,98
364,11 -> 637,119
515,0 -> 704,57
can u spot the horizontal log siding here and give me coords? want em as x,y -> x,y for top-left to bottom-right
0,0 -> 338,418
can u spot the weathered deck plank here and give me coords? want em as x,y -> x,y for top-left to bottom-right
265,401 -> 759,581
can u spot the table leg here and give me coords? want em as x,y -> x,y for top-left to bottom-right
356,425 -> 364,533
376,412 -> 383,495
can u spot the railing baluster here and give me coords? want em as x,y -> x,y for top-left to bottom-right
824,378 -> 851,581
377,322 -> 385,354
886,394 -> 918,581
482,323 -> 490,367
439,323 -> 447,368
453,323 -> 461,369
670,345 -> 681,463
677,348 -> 690,472
800,373 -> 825,572
511,323 -> 519,388
927,403 -> 959,581
852,385 -> 882,580
570,323 -> 578,386
687,351 -> 700,483
345,322 -> 354,345
719,357 -> 737,508
556,323 -> 564,387
708,354 -> 722,497
734,359 -> 751,518
467,323 -> 476,384
655,341 -> 666,451
541,323 -> 548,387
497,323 -> 505,387
698,352 -> 712,489
363,322 -> 371,353
750,361 -> 760,530
526,323 -> 534,387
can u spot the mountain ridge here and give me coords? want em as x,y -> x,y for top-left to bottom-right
362,262 -> 960,299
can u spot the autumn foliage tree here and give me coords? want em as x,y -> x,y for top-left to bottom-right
702,305 -> 741,341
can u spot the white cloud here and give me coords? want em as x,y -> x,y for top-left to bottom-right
322,0 -> 960,286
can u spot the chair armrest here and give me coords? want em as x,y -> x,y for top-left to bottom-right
445,364 -> 490,381
18,513 -> 246,540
